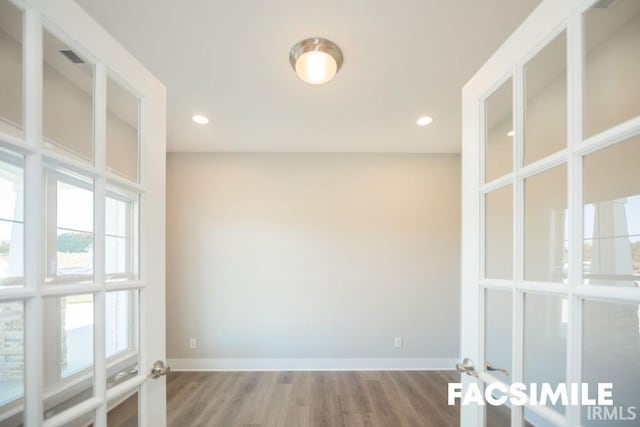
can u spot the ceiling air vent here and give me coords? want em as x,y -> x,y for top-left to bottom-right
59,49 -> 85,64
593,0 -> 617,8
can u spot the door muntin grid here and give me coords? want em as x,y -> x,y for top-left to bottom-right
477,1 -> 640,426
0,0 -> 148,425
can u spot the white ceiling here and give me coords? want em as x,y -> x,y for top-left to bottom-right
75,0 -> 541,153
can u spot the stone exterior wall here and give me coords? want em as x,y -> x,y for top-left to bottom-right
0,302 -> 23,381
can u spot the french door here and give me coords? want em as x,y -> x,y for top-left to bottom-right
461,0 -> 640,426
0,0 -> 167,426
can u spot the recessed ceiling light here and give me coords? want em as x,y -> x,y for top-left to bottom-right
416,116 -> 433,126
192,115 -> 209,125
507,130 -> 514,137
290,38 -> 343,85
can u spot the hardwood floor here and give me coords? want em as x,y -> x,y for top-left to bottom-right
161,370 -> 460,427
107,371 -> 462,426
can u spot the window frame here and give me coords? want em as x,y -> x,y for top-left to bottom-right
0,149 -> 25,288
44,167 -> 95,285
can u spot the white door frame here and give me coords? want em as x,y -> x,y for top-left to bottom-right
461,0 -> 640,426
0,0 -> 166,425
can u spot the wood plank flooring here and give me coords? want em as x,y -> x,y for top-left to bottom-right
159,370 -> 461,427
106,371 -> 527,427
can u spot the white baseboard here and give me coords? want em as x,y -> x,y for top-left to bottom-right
167,357 -> 458,372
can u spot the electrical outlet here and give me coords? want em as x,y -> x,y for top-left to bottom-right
393,336 -> 402,349
189,338 -> 197,349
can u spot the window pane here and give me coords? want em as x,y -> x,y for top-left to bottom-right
106,236 -> 126,276
106,197 -> 126,237
106,290 -> 136,358
485,185 -> 513,280
582,300 -> 640,425
107,391 -> 138,426
106,291 -> 138,393
0,152 -> 24,289
43,28 -> 94,162
485,78 -> 513,182
584,0 -> 640,138
60,294 -> 94,377
524,164 -> 568,283
486,403 -> 510,427
0,0 -> 23,138
524,293 -> 566,415
43,294 -> 94,420
484,288 -> 512,384
0,301 -> 24,416
106,192 -> 138,282
107,77 -> 139,182
524,31 -> 567,164
46,170 -> 94,284
583,135 -> 640,287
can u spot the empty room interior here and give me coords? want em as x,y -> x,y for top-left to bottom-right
0,0 -> 639,426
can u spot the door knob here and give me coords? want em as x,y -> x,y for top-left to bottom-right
456,358 -> 478,378
485,362 -> 509,377
150,360 -> 171,379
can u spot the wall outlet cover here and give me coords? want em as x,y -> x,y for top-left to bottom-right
393,336 -> 402,349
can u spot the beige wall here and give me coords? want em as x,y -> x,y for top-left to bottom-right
166,153 -> 461,365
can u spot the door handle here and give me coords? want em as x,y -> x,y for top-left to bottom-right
456,358 -> 479,378
150,360 -> 171,379
485,362 -> 509,377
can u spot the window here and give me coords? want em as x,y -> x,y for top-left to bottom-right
0,151 -> 24,289
45,169 -> 94,285
106,291 -> 134,357
106,189 -> 138,282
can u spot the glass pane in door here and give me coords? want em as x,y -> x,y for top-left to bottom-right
43,294 -> 94,420
0,151 -> 24,289
0,0 -> 23,138
107,391 -> 138,427
106,291 -> 136,358
106,190 -> 139,282
107,77 -> 140,182
45,169 -> 94,285
582,299 -> 640,426
485,78 -> 513,182
524,31 -> 567,164
523,293 -> 566,415
584,0 -> 640,138
524,164 -> 567,283
485,186 -> 513,280
484,289 -> 512,383
43,28 -> 94,162
583,135 -> 640,287
106,290 -> 138,391
0,301 -> 24,425
486,403 -> 510,427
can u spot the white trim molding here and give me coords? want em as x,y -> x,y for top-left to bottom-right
167,358 -> 458,372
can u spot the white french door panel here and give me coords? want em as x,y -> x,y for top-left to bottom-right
0,0 -> 166,426
462,0 -> 640,426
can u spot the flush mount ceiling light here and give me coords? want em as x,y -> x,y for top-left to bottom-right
289,38 -> 343,85
416,116 -> 433,126
192,115 -> 209,125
